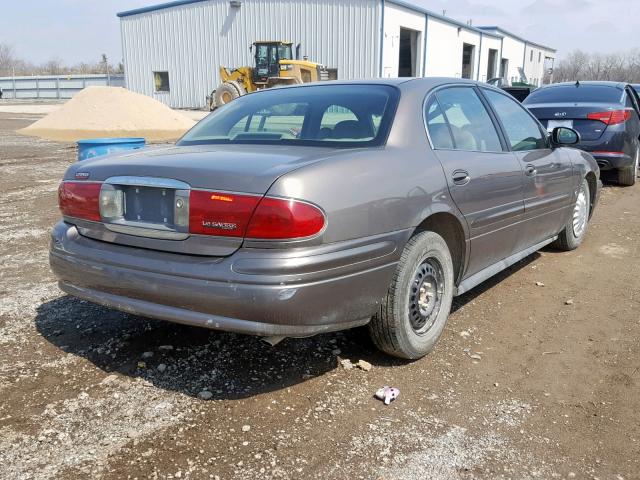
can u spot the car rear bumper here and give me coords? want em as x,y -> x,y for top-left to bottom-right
589,152 -> 634,170
49,222 -> 407,337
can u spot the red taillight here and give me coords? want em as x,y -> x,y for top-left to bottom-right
189,190 -> 261,237
586,109 -> 631,125
58,181 -> 101,222
245,197 -> 325,240
189,190 -> 325,240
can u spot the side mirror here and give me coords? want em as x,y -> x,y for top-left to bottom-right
551,126 -> 580,146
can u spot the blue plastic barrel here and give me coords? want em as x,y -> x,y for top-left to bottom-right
77,137 -> 146,161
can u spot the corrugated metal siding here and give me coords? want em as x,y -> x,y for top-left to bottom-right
121,0 -> 380,108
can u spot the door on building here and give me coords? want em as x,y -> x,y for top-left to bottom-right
398,28 -> 420,77
500,58 -> 509,83
486,49 -> 498,81
461,44 -> 475,79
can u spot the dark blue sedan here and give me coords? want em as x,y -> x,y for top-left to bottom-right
524,81 -> 640,186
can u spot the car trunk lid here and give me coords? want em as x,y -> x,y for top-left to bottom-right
526,102 -> 623,141
65,144 -> 336,256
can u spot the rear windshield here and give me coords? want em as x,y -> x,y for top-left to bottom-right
524,85 -> 623,104
178,84 -> 399,147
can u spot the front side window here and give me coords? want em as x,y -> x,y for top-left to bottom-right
430,87 -> 502,152
179,84 -> 398,147
483,89 -> 547,151
256,45 -> 269,65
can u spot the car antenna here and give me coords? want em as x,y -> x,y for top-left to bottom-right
575,80 -> 580,87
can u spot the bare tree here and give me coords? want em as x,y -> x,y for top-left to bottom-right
42,58 -> 64,75
554,49 -> 640,83
0,45 -> 123,77
0,43 -> 17,76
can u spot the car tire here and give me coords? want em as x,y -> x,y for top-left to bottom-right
617,145 -> 639,186
369,231 -> 454,360
553,178 -> 591,251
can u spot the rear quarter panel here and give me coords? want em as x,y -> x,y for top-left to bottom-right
563,147 -> 600,206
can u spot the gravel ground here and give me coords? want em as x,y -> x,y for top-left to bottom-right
0,111 -> 638,480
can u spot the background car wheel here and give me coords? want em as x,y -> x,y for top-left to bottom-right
369,231 -> 454,360
553,178 -> 591,251
617,145 -> 639,186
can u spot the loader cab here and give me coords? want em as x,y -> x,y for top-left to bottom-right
253,41 -> 293,84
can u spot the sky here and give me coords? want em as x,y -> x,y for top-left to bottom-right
1,0 -> 638,66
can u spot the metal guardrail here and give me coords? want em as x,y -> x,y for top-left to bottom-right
0,74 -> 125,100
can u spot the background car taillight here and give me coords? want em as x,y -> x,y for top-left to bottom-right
586,109 -> 631,125
189,190 -> 325,239
58,181 -> 102,222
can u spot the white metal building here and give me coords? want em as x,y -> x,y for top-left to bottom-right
477,26 -> 556,87
118,0 -> 556,108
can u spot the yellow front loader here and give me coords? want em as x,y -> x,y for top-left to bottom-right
207,41 -> 337,110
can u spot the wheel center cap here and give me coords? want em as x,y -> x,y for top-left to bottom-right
418,279 -> 436,315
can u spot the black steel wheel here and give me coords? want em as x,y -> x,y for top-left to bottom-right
369,231 -> 454,359
408,258 -> 445,335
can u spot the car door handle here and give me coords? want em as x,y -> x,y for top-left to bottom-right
525,165 -> 537,176
452,170 -> 470,186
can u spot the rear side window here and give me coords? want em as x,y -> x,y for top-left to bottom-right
425,97 -> 453,149
427,87 -> 502,152
483,89 -> 547,151
524,85 -> 624,104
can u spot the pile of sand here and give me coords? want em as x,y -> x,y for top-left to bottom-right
18,86 -> 196,143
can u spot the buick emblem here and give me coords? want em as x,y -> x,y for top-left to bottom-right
554,112 -> 567,117
75,172 -> 90,179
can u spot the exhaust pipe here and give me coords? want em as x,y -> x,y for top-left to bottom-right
261,335 -> 286,347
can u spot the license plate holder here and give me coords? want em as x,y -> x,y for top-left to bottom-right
122,185 -> 175,226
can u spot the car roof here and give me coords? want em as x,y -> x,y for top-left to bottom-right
217,77 -> 497,100
537,81 -> 627,90
267,77 -> 483,89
